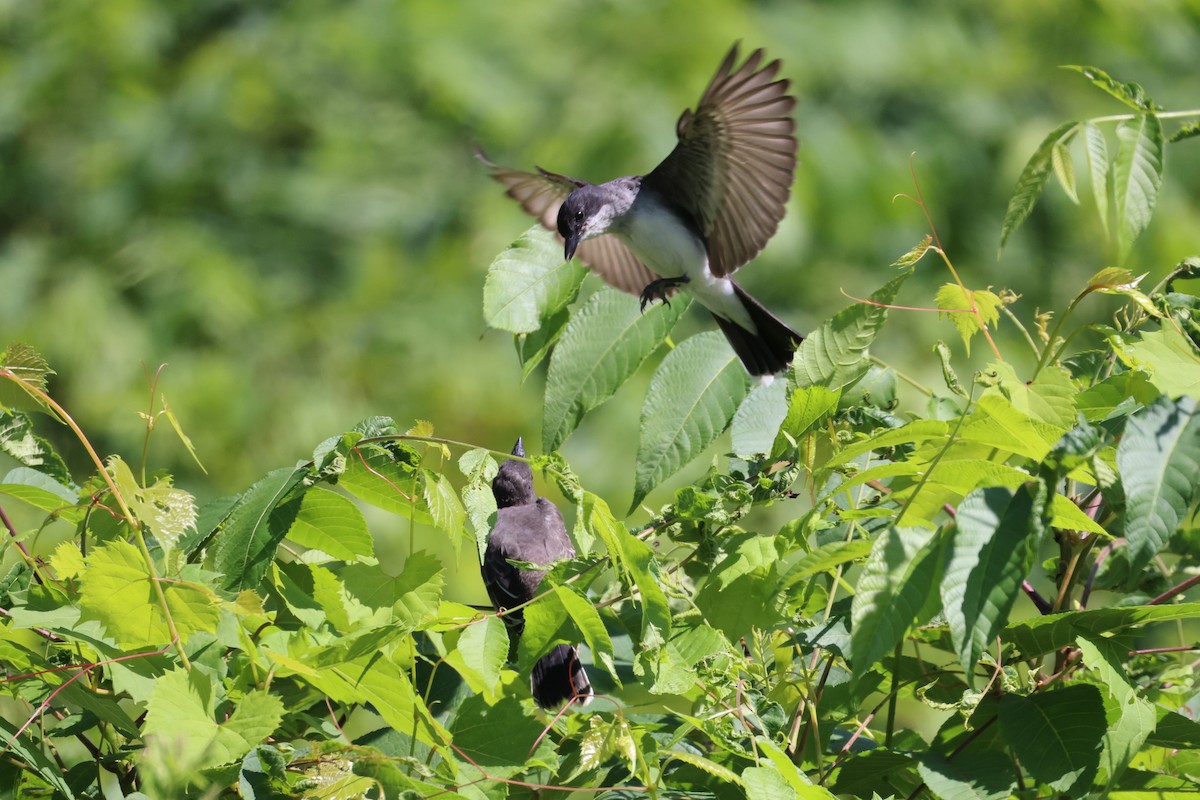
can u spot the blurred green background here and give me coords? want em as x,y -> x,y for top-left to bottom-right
3,0 -> 1199,512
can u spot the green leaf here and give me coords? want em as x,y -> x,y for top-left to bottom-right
998,684 -> 1106,794
661,749 -> 740,787
942,485 -> 1046,686
1113,113 -> 1164,260
442,615 -> 509,701
543,287 -> 690,451
338,444 -> 432,525
1064,65 -> 1155,111
0,467 -> 82,522
1077,635 -> 1156,787
915,751 -> 1015,800
792,268 -> 913,390
516,304 -> 569,379
936,284 -> 1003,356
0,412 -> 72,486
423,469 -> 468,546
631,331 -> 751,510
934,341 -> 968,398
773,385 -> 841,458
731,378 -> 788,457
581,716 -> 639,773
458,448 -> 498,560
483,225 -> 587,334
108,456 -> 197,553
1168,119 -> 1200,144
0,343 -> 55,414
556,583 -> 617,681
1084,121 -> 1111,239
341,552 -> 444,631
284,485 -> 373,562
1002,602 -> 1200,658
1052,138 -> 1079,203
850,526 -> 943,676
79,539 -> 220,648
450,695 -> 556,771
1116,395 -> 1200,572
212,466 -> 307,591
1107,325 -> 1200,398
999,121 -> 1079,254
0,716 -> 78,798
306,653 -> 446,750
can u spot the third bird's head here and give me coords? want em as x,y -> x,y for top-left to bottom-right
557,184 -> 616,261
492,437 -> 536,508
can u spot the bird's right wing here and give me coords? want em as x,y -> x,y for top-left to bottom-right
477,149 -> 659,295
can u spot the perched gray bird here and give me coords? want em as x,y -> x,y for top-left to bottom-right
481,43 -> 803,376
481,438 -> 593,708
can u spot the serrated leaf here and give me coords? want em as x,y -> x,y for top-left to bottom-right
423,469 -> 468,547
663,749 -> 740,786
892,235 -> 934,268
915,751 -> 1015,800
850,526 -> 943,676
936,284 -> 1002,356
339,443 -> 431,524
793,269 -> 913,390
1084,121 -> 1111,239
516,304 -> 569,379
773,385 -> 840,459
1107,324 -> 1200,398
107,456 -> 196,553
1113,113 -> 1164,261
631,331 -> 750,510
731,378 -> 788,457
341,552 -> 444,631
934,340 -> 968,398
1116,395 -> 1200,573
0,467 -> 82,521
483,225 -> 587,334
1064,66 -> 1155,111
1168,119 -> 1200,144
1002,602 -> 1200,658
79,539 -> 220,648
999,121 -> 1079,253
284,485 -> 373,562
212,466 -> 307,591
581,715 -> 638,773
1077,635 -> 1156,787
0,717 -> 77,798
0,412 -> 72,486
0,343 -> 54,414
998,684 -> 1106,793
458,448 -> 498,560
543,288 -> 690,451
942,485 -> 1046,687
1052,139 -> 1079,203
443,615 -> 508,700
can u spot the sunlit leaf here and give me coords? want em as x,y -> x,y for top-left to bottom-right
1084,121 -> 1111,238
999,121 -> 1078,254
284,485 -> 373,562
1113,113 -> 1164,261
543,287 -> 689,451
632,331 -> 750,511
1052,139 -> 1079,203
483,225 -> 587,334
936,284 -> 1003,356
1063,65 -> 1155,111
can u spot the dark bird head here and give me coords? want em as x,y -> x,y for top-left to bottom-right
556,184 -> 612,261
492,437 -> 536,508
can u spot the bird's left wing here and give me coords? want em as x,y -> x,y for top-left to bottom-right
643,44 -> 797,278
477,149 -> 659,295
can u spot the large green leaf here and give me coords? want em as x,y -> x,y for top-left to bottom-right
442,615 -> 509,701
212,465 -> 307,590
731,377 -> 788,457
998,121 -> 1079,254
792,268 -> 913,390
998,684 -> 1106,794
631,331 -> 751,511
1108,325 -> 1200,399
482,225 -> 587,334
79,539 -> 220,648
1113,113 -> 1164,260
1116,395 -> 1200,572
850,526 -> 943,676
144,668 -> 284,771
1077,635 -> 1156,787
1002,602 -> 1200,659
284,485 -> 373,562
942,485 -> 1046,686
542,287 -> 689,451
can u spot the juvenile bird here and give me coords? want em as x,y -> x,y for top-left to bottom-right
481,438 -> 593,708
481,43 -> 803,376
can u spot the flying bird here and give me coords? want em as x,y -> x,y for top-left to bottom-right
480,43 -> 803,376
481,438 -> 593,708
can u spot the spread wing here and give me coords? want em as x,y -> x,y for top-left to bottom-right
477,149 -> 658,295
643,44 -> 797,278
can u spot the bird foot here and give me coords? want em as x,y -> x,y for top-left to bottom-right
639,276 -> 690,312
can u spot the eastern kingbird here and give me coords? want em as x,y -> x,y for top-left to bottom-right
481,43 -> 803,376
481,438 -> 593,708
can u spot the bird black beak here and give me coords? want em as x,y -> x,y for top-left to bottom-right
563,232 -> 580,261
511,437 -> 525,457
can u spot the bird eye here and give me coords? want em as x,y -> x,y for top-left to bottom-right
575,209 -> 584,220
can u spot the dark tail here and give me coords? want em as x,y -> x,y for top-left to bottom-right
531,644 -> 593,708
712,282 -> 803,376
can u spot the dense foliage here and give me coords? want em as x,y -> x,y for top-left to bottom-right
1,59 -> 1199,798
